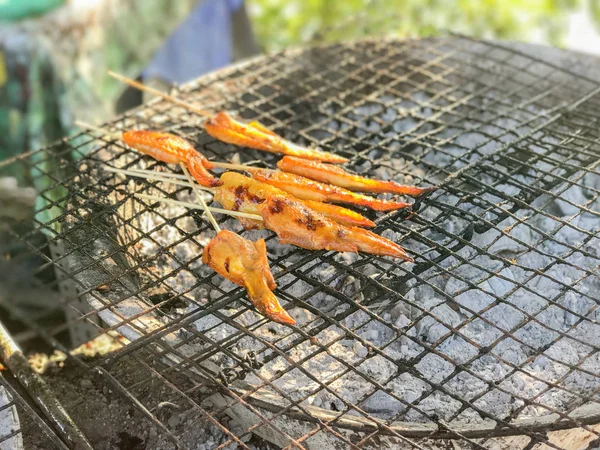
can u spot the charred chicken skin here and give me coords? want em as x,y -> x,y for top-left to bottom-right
301,200 -> 375,228
122,130 -> 222,187
202,230 -> 295,325
261,195 -> 413,261
277,156 -> 436,197
252,170 -> 411,212
214,172 -> 375,229
204,112 -> 348,164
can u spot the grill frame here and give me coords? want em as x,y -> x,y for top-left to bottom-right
1,35 -> 600,449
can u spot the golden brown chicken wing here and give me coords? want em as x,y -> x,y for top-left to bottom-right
122,130 -> 221,187
202,230 -> 295,325
261,195 -> 413,261
252,170 -> 411,212
214,172 -> 375,229
204,112 -> 348,163
277,156 -> 436,197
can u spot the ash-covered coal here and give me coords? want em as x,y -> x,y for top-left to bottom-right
95,88 -> 600,434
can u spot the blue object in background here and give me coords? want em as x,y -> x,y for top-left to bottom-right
142,0 -> 244,84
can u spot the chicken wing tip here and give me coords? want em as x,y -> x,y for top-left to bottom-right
363,219 -> 376,228
418,186 -> 438,196
269,310 -> 296,326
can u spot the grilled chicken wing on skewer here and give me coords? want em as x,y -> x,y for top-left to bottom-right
204,112 -> 348,164
261,195 -> 413,261
277,156 -> 436,197
252,170 -> 411,212
214,172 -> 375,229
108,72 -> 346,163
202,230 -> 295,325
122,131 -> 222,187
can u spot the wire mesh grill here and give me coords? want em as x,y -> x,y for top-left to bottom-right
0,375 -> 68,450
1,36 -> 600,449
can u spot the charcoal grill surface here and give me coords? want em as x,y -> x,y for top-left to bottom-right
2,36 -> 600,449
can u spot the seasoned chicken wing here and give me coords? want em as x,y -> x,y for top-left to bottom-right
277,156 -> 436,197
202,230 -> 295,325
252,170 -> 411,212
122,130 -> 221,187
204,112 -> 348,164
261,195 -> 413,261
214,172 -> 375,229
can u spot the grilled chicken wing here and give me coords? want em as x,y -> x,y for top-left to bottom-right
204,112 -> 348,164
261,195 -> 413,261
122,130 -> 221,187
252,170 -> 411,212
277,156 -> 436,197
202,230 -> 295,325
214,172 -> 375,229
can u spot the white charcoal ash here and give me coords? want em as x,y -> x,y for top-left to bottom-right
90,91 -> 600,432
391,174 -> 600,423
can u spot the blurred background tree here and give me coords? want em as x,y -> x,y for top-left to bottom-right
247,0 -> 595,52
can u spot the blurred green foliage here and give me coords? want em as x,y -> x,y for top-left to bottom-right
248,0 -> 594,52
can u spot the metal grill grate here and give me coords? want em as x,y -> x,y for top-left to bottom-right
1,36 -> 600,449
0,375 -> 69,450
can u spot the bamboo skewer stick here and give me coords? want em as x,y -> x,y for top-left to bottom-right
180,163 -> 221,232
135,193 -> 263,221
127,168 -> 187,180
211,161 -> 261,171
76,122 -> 229,231
108,71 -> 212,118
77,115 -> 267,227
106,167 -> 264,222
74,120 -> 121,140
104,167 -> 211,190
104,167 -> 263,222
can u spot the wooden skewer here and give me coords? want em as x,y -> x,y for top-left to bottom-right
115,167 -> 193,182
135,193 -> 263,221
104,167 -> 211,191
126,161 -> 260,173
74,120 -> 121,139
107,165 -> 263,222
108,71 -> 212,118
180,163 -> 221,232
79,120 -> 222,232
211,161 -> 262,172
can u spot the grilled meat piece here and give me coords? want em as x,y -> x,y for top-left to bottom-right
252,169 -> 411,212
122,130 -> 221,187
277,156 -> 436,197
261,195 -> 413,261
204,112 -> 347,163
202,230 -> 295,325
214,172 -> 374,229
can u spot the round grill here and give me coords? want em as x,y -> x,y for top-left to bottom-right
3,36 -> 600,449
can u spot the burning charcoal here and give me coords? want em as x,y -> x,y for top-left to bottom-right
360,390 -> 403,419
414,303 -> 462,344
551,184 -> 589,217
353,341 -> 368,358
472,217 -> 532,254
482,304 -> 525,330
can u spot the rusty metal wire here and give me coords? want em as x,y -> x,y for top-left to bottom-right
0,375 -> 69,450
1,36 -> 600,449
